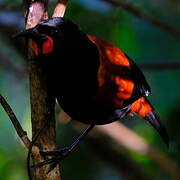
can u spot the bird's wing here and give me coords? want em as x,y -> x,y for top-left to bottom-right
128,56 -> 151,97
88,35 -> 151,108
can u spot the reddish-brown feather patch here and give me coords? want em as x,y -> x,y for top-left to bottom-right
115,77 -> 134,100
105,46 -> 129,67
42,35 -> 54,54
88,35 -> 130,67
131,97 -> 152,117
31,35 -> 54,56
88,35 -> 134,108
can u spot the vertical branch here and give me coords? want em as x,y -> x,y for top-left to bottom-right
29,60 -> 60,179
52,0 -> 68,17
24,0 -> 61,179
25,1 -> 48,29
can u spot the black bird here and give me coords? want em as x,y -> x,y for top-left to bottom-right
15,17 -> 169,170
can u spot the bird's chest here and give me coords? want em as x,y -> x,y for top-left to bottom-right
45,48 -> 99,100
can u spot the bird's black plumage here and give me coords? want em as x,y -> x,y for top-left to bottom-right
15,17 -> 169,174
15,16 -> 169,140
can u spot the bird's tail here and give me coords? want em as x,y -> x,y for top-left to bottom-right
130,97 -> 169,147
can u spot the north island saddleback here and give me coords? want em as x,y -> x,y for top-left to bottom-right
15,17 -> 169,171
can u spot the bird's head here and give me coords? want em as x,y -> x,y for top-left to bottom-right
14,17 -> 83,56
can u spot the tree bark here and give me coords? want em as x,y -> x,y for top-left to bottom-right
24,1 -> 61,179
29,60 -> 60,180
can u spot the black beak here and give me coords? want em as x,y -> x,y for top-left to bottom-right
13,27 -> 47,43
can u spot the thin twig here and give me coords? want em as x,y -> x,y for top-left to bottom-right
52,0 -> 68,17
139,62 -> 180,71
101,0 -> 180,38
0,94 -> 31,149
25,1 -> 48,29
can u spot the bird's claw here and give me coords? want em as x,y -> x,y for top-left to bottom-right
31,147 -> 70,173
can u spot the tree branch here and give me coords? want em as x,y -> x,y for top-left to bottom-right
101,0 -> 180,39
25,1 -> 48,29
52,0 -> 68,17
139,62 -> 180,71
24,0 -> 61,179
0,94 -> 31,149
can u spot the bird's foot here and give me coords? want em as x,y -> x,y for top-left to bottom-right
31,147 -> 70,173
31,125 -> 95,174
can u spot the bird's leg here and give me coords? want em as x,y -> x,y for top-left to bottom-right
32,124 -> 95,172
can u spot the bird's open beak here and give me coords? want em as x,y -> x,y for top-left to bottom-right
13,28 -> 47,43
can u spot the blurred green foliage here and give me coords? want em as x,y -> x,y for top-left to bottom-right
0,0 -> 180,179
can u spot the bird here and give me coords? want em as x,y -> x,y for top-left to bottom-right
15,17 -> 169,170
